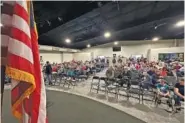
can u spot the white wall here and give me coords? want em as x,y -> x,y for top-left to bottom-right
82,40 -> 184,59
40,51 -> 74,63
150,47 -> 184,61
62,53 -> 73,62
40,51 -> 62,63
39,39 -> 184,63
73,52 -> 91,62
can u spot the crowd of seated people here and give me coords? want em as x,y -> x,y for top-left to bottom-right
42,60 -> 103,85
105,57 -> 184,109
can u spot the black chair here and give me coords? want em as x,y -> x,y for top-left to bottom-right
106,78 -> 119,99
90,76 -> 100,93
117,77 -> 130,100
140,75 -> 156,104
97,77 -> 108,94
127,79 -> 142,103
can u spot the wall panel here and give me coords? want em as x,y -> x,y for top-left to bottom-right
40,51 -> 62,63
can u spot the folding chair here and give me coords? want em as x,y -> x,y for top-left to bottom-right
164,76 -> 177,86
127,79 -> 142,103
90,76 -> 100,93
79,74 -> 88,81
53,74 -> 62,86
117,76 -> 130,100
106,78 -> 119,100
140,74 -> 156,104
155,90 -> 174,112
98,77 -> 108,94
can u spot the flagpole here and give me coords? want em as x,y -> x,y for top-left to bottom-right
1,66 -> 6,119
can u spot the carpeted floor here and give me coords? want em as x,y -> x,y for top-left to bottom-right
2,90 -> 145,123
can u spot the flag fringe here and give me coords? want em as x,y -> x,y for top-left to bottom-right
12,85 -> 35,120
6,66 -> 36,120
6,66 -> 35,84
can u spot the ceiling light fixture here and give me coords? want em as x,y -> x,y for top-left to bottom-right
152,37 -> 159,41
87,44 -> 91,48
114,41 -> 118,45
104,32 -> 111,38
175,20 -> 185,27
65,38 -> 71,43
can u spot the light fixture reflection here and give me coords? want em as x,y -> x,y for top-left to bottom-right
65,38 -> 71,43
87,44 -> 91,48
175,20 -> 185,27
152,37 -> 159,41
104,32 -> 111,38
114,41 -> 118,45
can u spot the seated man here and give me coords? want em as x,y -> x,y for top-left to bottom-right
174,78 -> 184,108
156,79 -> 171,104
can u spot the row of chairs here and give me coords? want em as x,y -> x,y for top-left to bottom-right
90,75 -> 183,113
44,73 -> 88,88
90,76 -> 148,103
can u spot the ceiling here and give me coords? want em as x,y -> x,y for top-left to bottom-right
34,1 -> 184,49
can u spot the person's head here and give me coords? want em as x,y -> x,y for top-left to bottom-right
172,66 -> 176,71
160,79 -> 166,85
162,67 -> 166,71
156,70 -> 160,75
179,78 -> 184,85
46,61 -> 49,65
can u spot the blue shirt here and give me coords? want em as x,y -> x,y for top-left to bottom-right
147,70 -> 154,76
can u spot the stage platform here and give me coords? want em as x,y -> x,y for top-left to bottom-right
2,90 -> 145,123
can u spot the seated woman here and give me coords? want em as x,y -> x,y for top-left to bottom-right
160,67 -> 167,77
174,78 -> 184,108
67,68 -> 75,77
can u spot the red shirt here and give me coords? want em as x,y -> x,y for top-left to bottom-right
52,66 -> 57,72
82,66 -> 86,70
160,70 -> 167,77
135,64 -> 141,70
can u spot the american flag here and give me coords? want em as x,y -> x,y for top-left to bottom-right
1,1 -> 47,122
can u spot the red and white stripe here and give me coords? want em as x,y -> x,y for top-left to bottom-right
1,1 -> 46,123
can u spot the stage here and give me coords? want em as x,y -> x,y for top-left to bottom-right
2,90 -> 145,123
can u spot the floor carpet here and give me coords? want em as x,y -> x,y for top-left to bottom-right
2,90 -> 145,123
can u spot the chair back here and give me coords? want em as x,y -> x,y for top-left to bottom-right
164,76 -> 177,86
93,76 -> 99,80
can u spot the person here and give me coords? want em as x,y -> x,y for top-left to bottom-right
174,78 -> 184,108
106,66 -> 114,79
45,61 -> 52,85
52,64 -> 58,72
174,62 -> 181,71
156,79 -> 171,105
147,67 -> 158,85
157,79 -> 170,97
135,62 -> 141,70
160,67 -> 167,77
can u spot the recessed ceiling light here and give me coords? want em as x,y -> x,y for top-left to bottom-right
65,38 -> 71,43
104,32 -> 111,38
175,20 -> 185,27
114,41 -> 118,45
87,44 -> 91,48
152,37 -> 159,41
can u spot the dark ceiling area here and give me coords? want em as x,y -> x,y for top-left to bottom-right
34,1 -> 184,49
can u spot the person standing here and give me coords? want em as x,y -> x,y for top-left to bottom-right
45,61 -> 52,85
